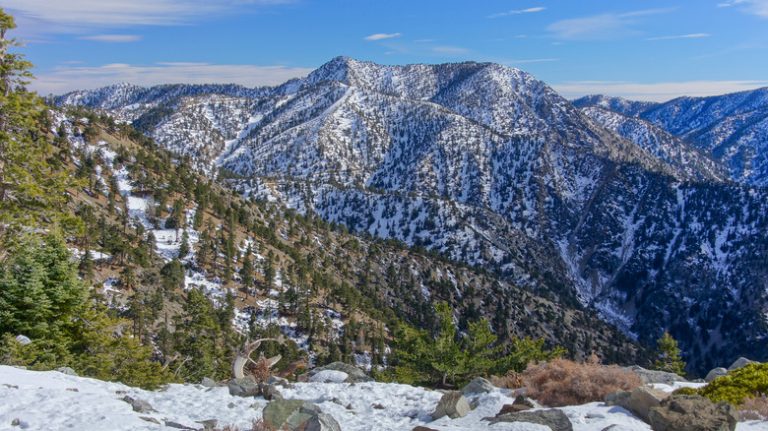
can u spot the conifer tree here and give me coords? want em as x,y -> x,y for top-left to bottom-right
654,331 -> 686,376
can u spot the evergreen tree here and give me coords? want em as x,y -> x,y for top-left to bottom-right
240,244 -> 254,297
178,229 -> 190,259
653,331 -> 686,376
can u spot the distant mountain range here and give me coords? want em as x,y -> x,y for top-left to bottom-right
57,57 -> 768,374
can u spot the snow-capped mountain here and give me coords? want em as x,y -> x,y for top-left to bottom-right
575,88 -> 768,186
57,57 -> 768,374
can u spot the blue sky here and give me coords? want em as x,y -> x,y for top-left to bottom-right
3,0 -> 768,100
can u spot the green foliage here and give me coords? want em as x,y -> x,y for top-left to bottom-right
698,363 -> 768,405
653,331 -> 686,376
388,302 -> 563,388
672,386 -> 699,396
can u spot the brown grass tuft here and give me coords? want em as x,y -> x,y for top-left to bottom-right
249,356 -> 273,384
739,395 -> 768,421
522,358 -> 642,407
490,372 -> 524,389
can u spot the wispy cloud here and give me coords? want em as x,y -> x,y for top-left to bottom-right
431,46 -> 470,55
553,80 -> 768,102
364,33 -> 402,41
717,0 -> 768,17
79,34 -> 143,43
31,62 -> 313,95
647,33 -> 711,41
3,0 -> 293,32
547,8 -> 674,40
488,7 -> 545,19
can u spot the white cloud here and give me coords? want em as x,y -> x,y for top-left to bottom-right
30,62 -> 314,95
431,46 -> 470,55
553,80 -> 768,102
364,33 -> 402,41
547,8 -> 674,40
488,7 -> 545,19
717,0 -> 768,17
79,34 -> 143,43
646,33 -> 711,41
2,0 -> 292,31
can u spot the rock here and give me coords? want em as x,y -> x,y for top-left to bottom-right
486,409 -> 573,431
196,419 -> 218,430
307,362 -> 372,383
262,399 -> 325,431
615,386 -> 668,423
11,418 -> 29,429
604,391 -> 631,406
200,377 -> 217,388
309,370 -> 349,383
625,366 -> 686,385
648,394 -> 738,431
260,383 -> 284,401
303,413 -> 342,431
601,426 -> 637,431
139,417 -> 161,425
372,403 -> 385,409
412,427 -> 439,431
14,335 -> 31,345
267,376 -> 293,388
461,377 -> 495,395
705,367 -> 728,382
228,377 -> 260,397
727,357 -> 757,371
121,395 -> 155,413
164,420 -> 196,429
55,367 -> 78,376
431,391 -> 471,420
497,395 -> 535,415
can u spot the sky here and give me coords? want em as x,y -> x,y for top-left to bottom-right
3,0 -> 768,101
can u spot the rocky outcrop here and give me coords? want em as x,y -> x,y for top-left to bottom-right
648,395 -> 738,431
262,399 -> 341,431
461,377 -> 495,395
486,409 -> 573,431
705,368 -> 728,382
727,357 -> 757,371
606,387 -> 668,423
431,391 -> 470,420
307,362 -> 372,383
625,366 -> 685,385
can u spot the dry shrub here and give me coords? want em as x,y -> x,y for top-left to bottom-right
522,357 -> 642,406
739,395 -> 768,421
491,372 -> 524,389
249,356 -> 273,384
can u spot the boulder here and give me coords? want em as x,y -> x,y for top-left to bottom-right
200,377 -> 218,388
604,391 -> 631,407
648,395 -> 738,431
303,413 -> 342,431
412,427 -> 439,431
228,377 -> 260,397
307,362 -> 372,383
309,370 -> 349,383
625,366 -> 686,385
262,399 -> 327,431
727,357 -> 757,371
260,383 -> 284,401
615,386 -> 668,423
705,368 -> 728,383
267,376 -> 293,388
55,367 -> 77,376
461,377 -> 495,395
121,395 -> 155,413
486,409 -> 573,431
496,395 -> 535,415
431,391 -> 471,420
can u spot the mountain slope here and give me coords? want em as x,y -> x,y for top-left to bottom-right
57,58 -> 768,374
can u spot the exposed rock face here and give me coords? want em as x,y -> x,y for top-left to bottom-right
227,377 -> 260,397
705,367 -> 728,382
626,366 -> 686,385
648,395 -> 738,431
431,391 -> 471,420
610,387 -> 669,423
487,409 -> 573,431
307,362 -> 372,383
727,357 -> 757,371
461,377 -> 495,395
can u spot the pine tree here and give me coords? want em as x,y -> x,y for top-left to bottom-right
178,229 -> 190,259
240,244 -> 254,297
654,331 -> 686,376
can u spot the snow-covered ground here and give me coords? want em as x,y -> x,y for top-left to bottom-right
1,366 -> 766,431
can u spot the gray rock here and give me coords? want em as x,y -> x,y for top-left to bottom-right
121,395 -> 155,413
262,399 -> 323,431
648,395 -> 737,431
260,383 -> 284,401
625,366 -> 686,385
200,377 -> 217,388
196,419 -> 218,430
615,386 -> 668,423
486,409 -> 573,431
228,377 -> 260,397
604,391 -> 631,407
164,420 -> 196,429
705,367 -> 728,382
139,417 -> 161,425
461,377 -> 495,395
307,362 -> 372,383
55,367 -> 78,376
601,426 -> 638,431
496,396 -> 535,415
727,357 -> 757,371
14,335 -> 31,345
431,391 -> 471,420
267,376 -> 293,388
303,413 -> 342,431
